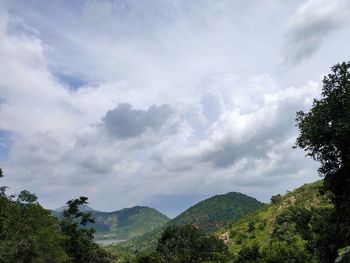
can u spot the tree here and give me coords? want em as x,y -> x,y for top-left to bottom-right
1,169 -> 68,262
60,197 -> 99,262
60,196 -> 116,263
0,169 -> 115,262
155,224 -> 230,263
17,190 -> 38,204
0,189 -> 68,262
295,61 -> 350,261
270,194 -> 282,205
0,168 -> 8,196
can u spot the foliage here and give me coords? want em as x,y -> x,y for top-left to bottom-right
261,238 -> 312,263
60,196 -> 116,262
117,225 -> 231,263
270,194 -> 282,205
218,181 -> 331,263
234,238 -> 312,263
0,168 -> 8,197
336,246 -> 350,263
295,61 -> 350,261
235,242 -> 262,263
0,189 -> 68,262
154,224 -> 230,263
0,169 -> 115,263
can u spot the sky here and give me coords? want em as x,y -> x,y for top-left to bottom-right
0,0 -> 349,218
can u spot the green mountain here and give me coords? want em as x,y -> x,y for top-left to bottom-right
53,205 -> 170,240
172,192 -> 264,233
112,192 -> 263,253
217,180 -> 332,261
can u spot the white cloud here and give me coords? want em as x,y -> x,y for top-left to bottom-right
285,0 -> 350,65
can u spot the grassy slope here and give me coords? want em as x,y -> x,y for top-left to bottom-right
217,180 -> 331,257
112,192 -> 264,253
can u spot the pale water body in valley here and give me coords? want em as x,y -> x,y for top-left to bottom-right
95,239 -> 126,245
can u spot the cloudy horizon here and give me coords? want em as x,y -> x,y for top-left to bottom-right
1,0 -> 349,217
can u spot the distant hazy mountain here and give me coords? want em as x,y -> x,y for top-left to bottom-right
52,205 -> 170,240
113,192 -> 263,252
53,204 -> 99,213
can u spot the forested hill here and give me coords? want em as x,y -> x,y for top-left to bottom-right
217,180 -> 332,261
53,205 -> 170,240
172,192 -> 264,233
112,191 -> 263,253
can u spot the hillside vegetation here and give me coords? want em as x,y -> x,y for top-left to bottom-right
218,181 -> 333,262
172,192 -> 264,233
111,192 -> 263,253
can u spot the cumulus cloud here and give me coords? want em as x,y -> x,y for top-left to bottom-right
285,0 -> 350,65
197,83 -> 319,168
165,76 -> 320,171
103,103 -> 175,139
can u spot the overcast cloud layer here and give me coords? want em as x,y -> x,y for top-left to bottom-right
0,0 -> 350,217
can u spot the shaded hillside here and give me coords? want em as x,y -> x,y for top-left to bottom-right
112,192 -> 263,253
53,206 -> 170,240
217,181 -> 332,261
